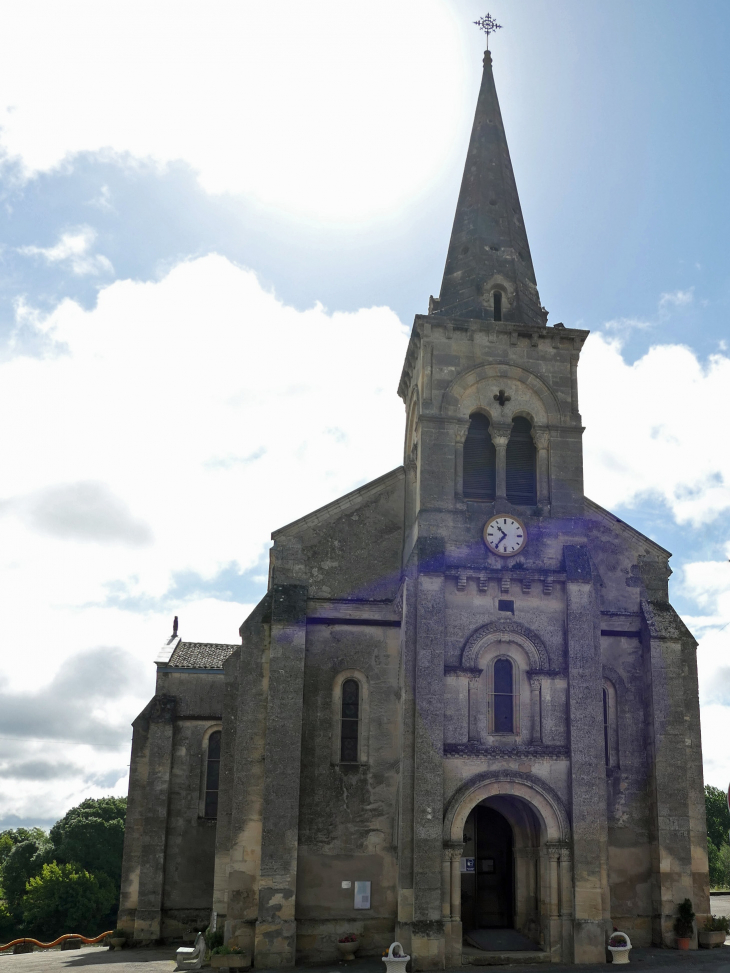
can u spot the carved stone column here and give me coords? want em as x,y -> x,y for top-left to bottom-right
533,427 -> 550,505
445,844 -> 464,967
529,674 -> 542,744
454,421 -> 469,500
468,672 -> 481,742
490,422 -> 512,501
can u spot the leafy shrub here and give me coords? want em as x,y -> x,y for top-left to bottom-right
205,927 -> 224,950
22,862 -> 117,939
704,915 -> 730,933
673,899 -> 695,938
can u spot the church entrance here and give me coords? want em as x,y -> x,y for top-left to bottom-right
461,804 -> 514,931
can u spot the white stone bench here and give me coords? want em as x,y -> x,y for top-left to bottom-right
176,932 -> 205,971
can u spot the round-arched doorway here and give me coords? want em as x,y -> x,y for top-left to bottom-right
460,797 -> 541,942
442,771 -> 572,963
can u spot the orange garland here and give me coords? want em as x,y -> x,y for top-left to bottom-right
0,931 -> 114,951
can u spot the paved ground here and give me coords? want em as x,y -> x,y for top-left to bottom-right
4,939 -> 730,973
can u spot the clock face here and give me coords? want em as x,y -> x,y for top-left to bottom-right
483,516 -> 527,557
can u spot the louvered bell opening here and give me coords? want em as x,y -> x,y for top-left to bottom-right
506,417 -> 537,505
463,413 -> 496,500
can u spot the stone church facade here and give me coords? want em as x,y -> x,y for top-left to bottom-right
118,47 -> 710,967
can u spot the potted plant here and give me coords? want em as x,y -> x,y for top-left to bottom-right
337,934 -> 360,961
109,929 -> 126,951
674,899 -> 695,949
382,942 -> 410,973
699,915 -> 729,948
607,932 -> 631,964
210,945 -> 250,969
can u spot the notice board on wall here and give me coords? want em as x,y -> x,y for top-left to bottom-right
354,881 -> 371,909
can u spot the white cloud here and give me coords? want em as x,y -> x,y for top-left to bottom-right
0,253 -> 408,820
18,225 -> 113,276
581,334 -> 730,524
659,287 -> 694,310
0,1 -> 465,222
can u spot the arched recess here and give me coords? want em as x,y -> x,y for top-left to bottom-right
440,362 -> 562,424
444,769 -> 570,846
461,620 -> 550,671
405,384 -> 420,459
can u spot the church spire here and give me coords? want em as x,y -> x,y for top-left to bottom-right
431,48 -> 546,327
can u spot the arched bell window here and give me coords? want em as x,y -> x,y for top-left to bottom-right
463,413 -> 496,500
204,730 -> 221,818
340,679 -> 360,763
493,291 -> 502,322
506,417 -> 537,505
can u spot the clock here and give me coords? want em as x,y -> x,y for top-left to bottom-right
483,515 -> 527,557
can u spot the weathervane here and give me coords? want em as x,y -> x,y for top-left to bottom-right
474,13 -> 502,49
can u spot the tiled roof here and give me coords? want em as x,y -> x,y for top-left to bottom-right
167,641 -> 238,670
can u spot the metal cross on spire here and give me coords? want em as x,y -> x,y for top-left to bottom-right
473,13 -> 502,49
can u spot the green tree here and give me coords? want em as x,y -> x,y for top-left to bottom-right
50,797 -> 127,884
0,834 -> 13,867
705,785 -> 730,850
2,839 -> 53,918
22,862 -> 116,939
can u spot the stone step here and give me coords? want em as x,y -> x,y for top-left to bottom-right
462,947 -> 551,966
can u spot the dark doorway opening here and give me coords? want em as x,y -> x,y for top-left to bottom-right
461,804 -> 514,931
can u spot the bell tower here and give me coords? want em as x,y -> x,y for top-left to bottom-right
398,47 -> 589,562
395,38 -> 612,968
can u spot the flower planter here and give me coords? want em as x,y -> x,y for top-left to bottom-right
337,939 -> 360,961
608,932 -> 631,964
608,946 -> 631,964
210,954 -> 250,969
699,931 -> 726,949
676,938 -> 690,950
383,942 -> 410,973
110,938 -> 126,951
62,939 -> 82,950
13,944 -> 33,955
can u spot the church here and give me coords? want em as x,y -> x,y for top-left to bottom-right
118,41 -> 710,968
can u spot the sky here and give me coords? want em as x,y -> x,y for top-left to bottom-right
1,0 -> 730,828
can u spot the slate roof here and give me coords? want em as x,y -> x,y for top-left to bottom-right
167,641 -> 238,670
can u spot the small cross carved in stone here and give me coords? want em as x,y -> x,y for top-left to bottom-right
493,389 -> 511,407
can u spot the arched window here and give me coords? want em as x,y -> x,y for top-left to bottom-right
204,730 -> 221,818
491,658 -> 517,734
340,679 -> 360,763
603,678 -> 619,769
493,291 -> 502,321
463,413 -> 496,500
506,417 -> 537,505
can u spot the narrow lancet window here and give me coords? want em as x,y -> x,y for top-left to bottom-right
603,688 -> 610,767
463,413 -> 496,500
493,291 -> 502,321
340,679 -> 360,763
506,417 -> 537,505
205,730 -> 221,818
493,658 -> 514,733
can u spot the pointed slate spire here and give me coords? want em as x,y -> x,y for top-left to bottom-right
431,50 -> 546,327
